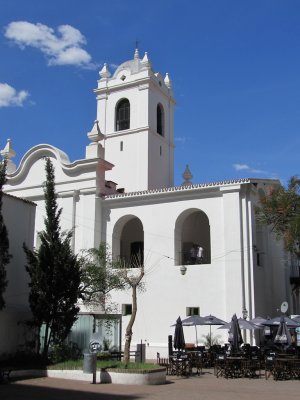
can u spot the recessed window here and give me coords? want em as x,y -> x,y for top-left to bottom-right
159,81 -> 162,87
257,253 -> 261,267
186,307 -> 200,316
122,304 -> 132,316
120,141 -> 123,151
116,99 -> 130,131
175,209 -> 211,266
157,103 -> 164,136
120,75 -> 126,81
160,146 -> 162,156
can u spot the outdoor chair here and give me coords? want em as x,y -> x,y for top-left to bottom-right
264,354 -> 276,380
241,358 -> 261,378
0,367 -> 12,383
273,358 -> 293,380
156,352 -> 171,375
169,353 -> 191,376
290,359 -> 300,379
214,354 -> 226,378
188,352 -> 202,376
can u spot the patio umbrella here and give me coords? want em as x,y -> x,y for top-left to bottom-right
249,316 -> 268,345
273,316 -> 292,350
291,315 -> 300,324
262,315 -> 300,328
249,316 -> 268,326
218,318 -> 261,330
227,314 -> 243,353
180,315 -> 204,346
200,314 -> 226,345
174,316 -> 185,351
171,316 -> 204,346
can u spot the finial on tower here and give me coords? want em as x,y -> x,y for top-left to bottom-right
164,73 -> 172,89
181,164 -> 193,186
87,120 -> 104,143
86,120 -> 105,160
134,40 -> 140,60
141,52 -> 151,69
99,63 -> 111,79
0,138 -> 17,173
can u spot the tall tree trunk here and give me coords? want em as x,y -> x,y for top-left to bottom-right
123,285 -> 137,366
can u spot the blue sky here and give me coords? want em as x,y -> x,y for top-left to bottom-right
0,0 -> 299,186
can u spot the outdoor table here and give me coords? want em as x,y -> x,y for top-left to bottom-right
223,357 -> 245,379
272,357 -> 300,380
241,358 -> 261,378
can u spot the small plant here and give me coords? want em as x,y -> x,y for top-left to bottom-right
202,333 -> 222,348
102,337 -> 111,351
48,342 -> 82,364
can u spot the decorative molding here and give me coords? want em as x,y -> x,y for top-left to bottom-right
104,178 -> 278,201
138,84 -> 150,91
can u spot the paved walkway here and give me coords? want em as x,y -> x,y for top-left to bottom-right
2,369 -> 300,400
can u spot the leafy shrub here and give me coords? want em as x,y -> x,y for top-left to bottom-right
48,342 -> 82,364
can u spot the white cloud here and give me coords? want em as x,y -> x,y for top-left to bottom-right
233,163 -> 250,171
175,136 -> 187,143
4,21 -> 94,68
0,83 -> 29,107
232,163 -> 267,175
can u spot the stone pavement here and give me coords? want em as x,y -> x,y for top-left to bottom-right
1,369 -> 300,400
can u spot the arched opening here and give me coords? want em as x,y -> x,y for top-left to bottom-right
116,98 -> 130,131
157,103 -> 164,136
174,209 -> 211,265
112,215 -> 144,267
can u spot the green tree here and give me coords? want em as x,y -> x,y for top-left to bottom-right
0,159 -> 11,310
256,176 -> 300,292
256,176 -> 300,256
24,158 -> 82,358
118,256 -> 145,366
80,243 -> 125,312
81,246 -> 145,365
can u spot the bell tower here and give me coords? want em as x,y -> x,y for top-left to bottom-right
94,49 -> 175,192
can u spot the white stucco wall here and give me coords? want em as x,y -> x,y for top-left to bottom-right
0,194 -> 36,355
102,180 -> 287,359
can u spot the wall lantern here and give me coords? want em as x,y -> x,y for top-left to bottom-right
180,265 -> 187,275
242,308 -> 248,320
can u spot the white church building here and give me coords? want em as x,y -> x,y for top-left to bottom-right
2,50 -> 295,358
0,192 -> 35,355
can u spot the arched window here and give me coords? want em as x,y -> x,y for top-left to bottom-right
174,209 -> 211,265
116,99 -> 130,131
157,103 -> 164,136
112,215 -> 144,267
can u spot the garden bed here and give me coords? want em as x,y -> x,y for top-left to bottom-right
47,367 -> 166,385
8,360 -> 166,385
